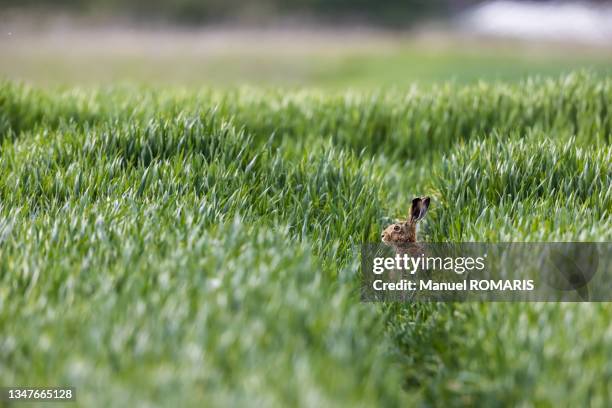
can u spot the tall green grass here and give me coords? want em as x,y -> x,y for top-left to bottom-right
0,73 -> 610,406
2,72 -> 610,157
430,132 -> 611,241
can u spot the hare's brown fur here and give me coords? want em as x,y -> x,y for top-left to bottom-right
381,196 -> 430,255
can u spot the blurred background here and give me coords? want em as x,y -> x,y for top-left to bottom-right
1,0 -> 611,87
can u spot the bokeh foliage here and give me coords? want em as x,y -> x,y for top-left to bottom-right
0,0 -> 467,26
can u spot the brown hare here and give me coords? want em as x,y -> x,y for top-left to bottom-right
379,196 -> 430,301
381,196 -> 430,256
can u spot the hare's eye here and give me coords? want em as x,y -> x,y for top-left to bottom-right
393,225 -> 400,232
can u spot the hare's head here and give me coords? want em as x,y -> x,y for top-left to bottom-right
381,197 -> 430,247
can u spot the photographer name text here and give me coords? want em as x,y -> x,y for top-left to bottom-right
372,254 -> 534,292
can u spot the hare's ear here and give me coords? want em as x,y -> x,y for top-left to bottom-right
410,196 -> 430,222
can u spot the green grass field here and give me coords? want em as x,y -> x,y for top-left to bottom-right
0,72 -> 611,406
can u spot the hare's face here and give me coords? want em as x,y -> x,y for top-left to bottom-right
381,221 -> 413,246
